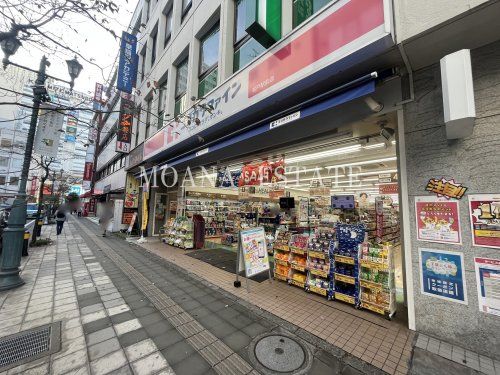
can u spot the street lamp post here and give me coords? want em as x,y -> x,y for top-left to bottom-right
0,34 -> 83,291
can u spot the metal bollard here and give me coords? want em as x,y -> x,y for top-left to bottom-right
22,231 -> 30,256
37,220 -> 43,236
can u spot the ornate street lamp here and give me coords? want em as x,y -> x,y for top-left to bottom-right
1,34 -> 22,68
66,56 -> 83,89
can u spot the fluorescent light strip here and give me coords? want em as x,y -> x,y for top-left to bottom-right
363,143 -> 386,150
285,145 -> 362,164
349,169 -> 398,177
325,157 -> 397,169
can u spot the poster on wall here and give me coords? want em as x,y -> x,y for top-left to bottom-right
122,208 -> 137,225
238,227 -> 270,277
474,257 -> 500,316
124,174 -> 140,208
419,248 -> 467,304
468,194 -> 500,249
415,196 -> 462,245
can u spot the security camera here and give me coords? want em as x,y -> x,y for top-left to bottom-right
364,96 -> 384,112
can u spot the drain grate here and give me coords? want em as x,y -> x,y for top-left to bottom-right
0,322 -> 61,371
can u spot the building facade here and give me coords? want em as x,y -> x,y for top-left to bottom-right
99,0 -> 499,362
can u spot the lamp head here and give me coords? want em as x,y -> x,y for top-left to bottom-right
66,56 -> 83,88
1,35 -> 22,68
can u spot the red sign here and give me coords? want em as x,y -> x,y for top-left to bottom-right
415,197 -> 462,245
248,0 -> 385,97
83,162 -> 93,181
94,83 -> 104,103
89,198 -> 96,213
122,208 -> 137,225
379,183 -> 398,195
469,194 -> 500,249
238,160 -> 284,187
30,176 -> 38,196
269,190 -> 285,199
144,129 -> 166,159
116,93 -> 134,153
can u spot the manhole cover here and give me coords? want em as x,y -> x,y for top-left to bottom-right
254,335 -> 305,372
0,322 -> 61,372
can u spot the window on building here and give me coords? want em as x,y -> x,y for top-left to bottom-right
198,24 -> 220,98
181,0 -> 192,20
145,0 -> 150,22
9,176 -> 19,186
145,97 -> 153,138
0,175 -> 5,185
164,8 -> 173,47
135,105 -> 141,146
157,80 -> 168,129
0,157 -> 8,167
233,0 -> 265,73
140,46 -> 147,82
292,0 -> 332,28
174,58 -> 188,116
0,138 -> 12,148
151,28 -> 158,66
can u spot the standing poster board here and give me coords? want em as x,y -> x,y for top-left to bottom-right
234,227 -> 272,291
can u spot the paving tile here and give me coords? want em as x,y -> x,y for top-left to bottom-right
52,349 -> 87,375
86,327 -> 116,346
107,304 -> 130,316
114,319 -> 142,336
90,350 -> 128,375
124,339 -> 158,362
171,352 -> 211,375
80,303 -> 105,315
153,329 -> 185,350
88,337 -> 121,361
160,340 -> 195,366
53,335 -> 86,360
117,328 -> 150,348
82,310 -> 107,324
130,351 -> 169,375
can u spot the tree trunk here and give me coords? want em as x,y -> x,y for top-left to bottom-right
31,176 -> 47,244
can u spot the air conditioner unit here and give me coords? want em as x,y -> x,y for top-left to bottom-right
440,49 -> 476,139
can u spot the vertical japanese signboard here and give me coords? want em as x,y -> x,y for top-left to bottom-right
116,93 -> 134,153
124,173 -> 140,209
468,194 -> 500,249
34,105 -> 64,157
117,31 -> 138,94
419,248 -> 467,304
65,111 -> 78,142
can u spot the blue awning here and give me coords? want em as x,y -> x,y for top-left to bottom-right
136,78 -> 375,177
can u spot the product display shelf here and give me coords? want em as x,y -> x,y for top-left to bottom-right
163,217 -> 194,249
273,230 -> 292,282
185,198 -> 240,239
287,234 -> 309,289
305,229 -> 334,298
331,223 -> 366,306
358,242 -> 397,319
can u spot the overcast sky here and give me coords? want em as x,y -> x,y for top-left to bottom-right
10,0 -> 138,96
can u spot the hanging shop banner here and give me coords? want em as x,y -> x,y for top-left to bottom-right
379,183 -> 399,195
116,93 -> 135,153
143,0 -> 392,162
122,208 -> 137,225
127,212 -> 138,232
65,111 -> 78,142
141,191 -> 149,231
124,174 -> 140,209
474,257 -> 500,316
239,227 -> 270,277
468,194 -> 500,249
215,169 -> 241,188
34,105 -> 64,158
426,177 -> 467,199
83,162 -> 93,182
419,248 -> 467,304
117,31 -> 138,94
415,196 -> 462,245
238,160 -> 284,186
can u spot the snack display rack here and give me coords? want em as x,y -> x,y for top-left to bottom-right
359,242 -> 397,319
305,229 -> 334,297
185,198 -> 240,238
273,231 -> 292,282
288,234 -> 309,289
163,217 -> 194,249
330,223 -> 365,305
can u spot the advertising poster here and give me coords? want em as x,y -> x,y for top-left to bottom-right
34,105 -> 64,157
65,111 -> 78,143
239,227 -> 270,277
419,248 -> 467,304
124,174 -> 140,208
468,194 -> 500,249
415,196 -> 462,245
474,257 -> 500,316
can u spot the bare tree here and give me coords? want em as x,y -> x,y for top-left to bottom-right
30,155 -> 55,243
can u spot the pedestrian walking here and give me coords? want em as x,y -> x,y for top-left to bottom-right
54,206 -> 67,235
99,201 -> 114,237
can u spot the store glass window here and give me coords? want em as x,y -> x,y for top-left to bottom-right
292,0 -> 333,28
145,97 -> 152,138
9,176 -> 19,186
233,0 -> 265,73
157,80 -> 168,129
0,175 -> 5,185
198,25 -> 219,97
175,58 -> 188,115
164,8 -> 173,46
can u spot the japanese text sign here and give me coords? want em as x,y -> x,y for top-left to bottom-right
426,177 -> 467,199
116,93 -> 134,153
117,31 -> 138,94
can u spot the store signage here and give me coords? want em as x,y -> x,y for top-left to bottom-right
468,194 -> 500,249
269,111 -> 301,130
94,83 -> 104,103
426,177 -> 467,199
419,248 -> 467,304
378,172 -> 398,183
65,111 -> 78,143
238,160 -> 284,186
124,173 -> 140,209
195,148 -> 209,157
415,196 -> 462,245
83,162 -> 93,181
117,31 -> 138,94
238,227 -> 270,277
474,257 -> 500,316
103,184 -> 111,194
122,207 -> 137,225
34,104 -> 64,158
128,143 -> 144,169
143,0 -> 391,161
215,169 -> 241,188
245,0 -> 282,48
141,191 -> 148,231
379,183 -> 398,195
269,189 -> 285,199
116,93 -> 135,153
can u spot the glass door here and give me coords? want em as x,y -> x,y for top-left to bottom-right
153,193 -> 168,235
